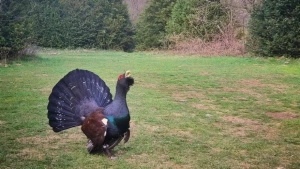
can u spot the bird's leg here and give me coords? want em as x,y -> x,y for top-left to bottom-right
124,129 -> 130,143
103,144 -> 118,160
107,137 -> 123,149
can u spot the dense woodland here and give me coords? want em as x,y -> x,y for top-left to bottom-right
1,0 -> 300,60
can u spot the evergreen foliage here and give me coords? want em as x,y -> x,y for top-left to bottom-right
248,0 -> 300,58
0,0 -> 135,59
166,0 -> 229,41
166,0 -> 192,35
0,0 -> 33,59
134,0 -> 230,50
31,0 -> 134,51
134,0 -> 177,50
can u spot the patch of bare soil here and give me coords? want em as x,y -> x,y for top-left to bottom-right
221,116 -> 279,140
266,112 -> 298,120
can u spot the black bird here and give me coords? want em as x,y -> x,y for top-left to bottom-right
47,69 -> 134,159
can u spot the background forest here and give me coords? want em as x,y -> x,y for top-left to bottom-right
1,0 -> 300,61
1,1 -> 300,168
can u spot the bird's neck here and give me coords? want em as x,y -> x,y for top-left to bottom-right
113,83 -> 127,101
103,84 -> 129,117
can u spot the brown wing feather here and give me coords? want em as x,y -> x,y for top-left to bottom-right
81,108 -> 107,149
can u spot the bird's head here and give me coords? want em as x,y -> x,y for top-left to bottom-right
117,70 -> 134,91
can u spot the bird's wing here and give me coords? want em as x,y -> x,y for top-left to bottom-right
81,108 -> 108,152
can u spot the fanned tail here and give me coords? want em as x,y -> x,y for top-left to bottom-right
47,69 -> 112,132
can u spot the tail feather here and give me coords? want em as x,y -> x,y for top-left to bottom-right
47,69 -> 112,132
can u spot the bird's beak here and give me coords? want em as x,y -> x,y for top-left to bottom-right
125,70 -> 131,78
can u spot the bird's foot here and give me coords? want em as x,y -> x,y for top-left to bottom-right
103,144 -> 117,160
87,139 -> 94,153
110,156 -> 118,160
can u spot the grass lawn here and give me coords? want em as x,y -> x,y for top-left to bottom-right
0,49 -> 299,168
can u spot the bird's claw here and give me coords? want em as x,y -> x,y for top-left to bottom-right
103,144 -> 118,160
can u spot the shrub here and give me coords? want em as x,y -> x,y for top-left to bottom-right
167,0 -> 230,41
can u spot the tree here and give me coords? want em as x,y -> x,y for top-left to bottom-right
134,0 -> 177,50
96,0 -> 135,51
0,0 -> 34,60
166,0 -> 192,35
30,0 -> 134,51
248,0 -> 300,58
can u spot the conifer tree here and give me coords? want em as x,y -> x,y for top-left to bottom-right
134,0 -> 176,49
248,0 -> 300,57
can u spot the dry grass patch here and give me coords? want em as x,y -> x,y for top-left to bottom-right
141,123 -> 161,133
222,116 -> 259,125
140,81 -> 157,89
229,159 -> 253,169
193,103 -> 210,110
14,148 -> 45,160
168,128 -> 194,140
221,116 -> 279,140
13,129 -> 87,163
266,112 -> 298,120
0,120 -> 5,125
223,87 -> 264,99
39,86 -> 52,95
221,78 -> 289,103
240,79 -> 263,87
200,72 -> 210,76
240,79 -> 288,92
17,129 -> 86,150
172,90 -> 205,102
35,73 -> 49,77
127,153 -> 193,169
171,36 -> 244,56
193,103 -> 216,110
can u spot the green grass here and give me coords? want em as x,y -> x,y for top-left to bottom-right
1,49 -> 300,168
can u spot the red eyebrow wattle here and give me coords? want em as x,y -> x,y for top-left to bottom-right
118,74 -> 123,80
